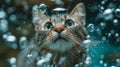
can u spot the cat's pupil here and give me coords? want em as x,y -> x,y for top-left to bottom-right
44,22 -> 53,29
65,20 -> 74,27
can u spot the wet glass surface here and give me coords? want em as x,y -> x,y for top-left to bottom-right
0,0 -> 120,67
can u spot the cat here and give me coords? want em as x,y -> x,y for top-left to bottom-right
17,3 -> 88,67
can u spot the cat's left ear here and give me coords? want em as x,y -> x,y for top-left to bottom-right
69,3 -> 86,25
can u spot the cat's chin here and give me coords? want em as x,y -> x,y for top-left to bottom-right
48,37 -> 73,52
53,36 -> 68,43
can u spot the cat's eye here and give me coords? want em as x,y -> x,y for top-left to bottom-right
65,19 -> 74,27
44,22 -> 53,30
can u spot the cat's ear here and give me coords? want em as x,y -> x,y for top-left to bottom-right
32,8 -> 48,31
69,3 -> 86,25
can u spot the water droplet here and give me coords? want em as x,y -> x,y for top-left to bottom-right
110,29 -> 115,34
6,35 -> 16,42
5,0 -> 11,4
115,33 -> 119,38
85,60 -> 90,65
104,63 -> 107,67
100,6 -> 104,10
107,33 -> 111,38
54,0 -> 64,5
39,3 -> 47,13
100,22 -> 106,29
83,39 -> 91,44
113,19 -> 118,26
36,59 -> 45,66
0,19 -> 8,32
7,7 -> 15,14
8,57 -> 16,64
103,9 -> 113,20
100,55 -> 104,59
116,38 -> 120,43
110,66 -> 115,67
101,1 -> 105,4
115,8 -> 120,18
8,57 -> 17,67
95,28 -> 102,36
32,5 -> 39,10
9,14 -> 17,22
0,11 -> 6,19
53,8 -> 67,11
27,54 -> 33,58
102,36 -> 106,41
87,24 -> 95,32
116,59 -> 120,63
19,36 -> 28,50
99,60 -> 103,64
3,34 -> 8,39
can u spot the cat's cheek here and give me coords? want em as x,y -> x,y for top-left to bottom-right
62,30 -> 72,40
47,31 -> 58,41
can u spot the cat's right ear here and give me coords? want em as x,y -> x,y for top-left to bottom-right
32,7 -> 48,31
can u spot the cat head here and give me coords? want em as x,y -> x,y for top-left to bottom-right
32,3 -> 88,52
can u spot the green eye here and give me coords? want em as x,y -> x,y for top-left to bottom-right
44,22 -> 53,30
65,19 -> 74,27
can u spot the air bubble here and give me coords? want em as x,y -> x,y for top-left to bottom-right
115,8 -> 120,18
116,59 -> 120,63
115,33 -> 119,38
101,1 -> 106,5
100,60 -> 103,64
0,19 -> 8,33
100,22 -> 106,29
9,14 -> 17,22
6,35 -> 16,42
113,19 -> 118,26
104,63 -> 107,67
8,57 -> 17,67
32,5 -> 39,10
107,33 -> 111,38
0,11 -> 6,19
100,6 -> 104,10
39,3 -> 47,13
103,9 -> 113,20
87,24 -> 95,32
19,36 -> 28,50
110,66 -> 116,67
54,0 -> 64,5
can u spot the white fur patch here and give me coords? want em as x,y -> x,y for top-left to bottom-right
49,39 -> 73,52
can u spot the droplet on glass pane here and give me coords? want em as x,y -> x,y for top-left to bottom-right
39,3 -> 47,13
87,24 -> 95,32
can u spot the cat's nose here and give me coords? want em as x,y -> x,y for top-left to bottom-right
54,24 -> 65,33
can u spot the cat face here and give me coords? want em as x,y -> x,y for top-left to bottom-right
32,3 -> 88,52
